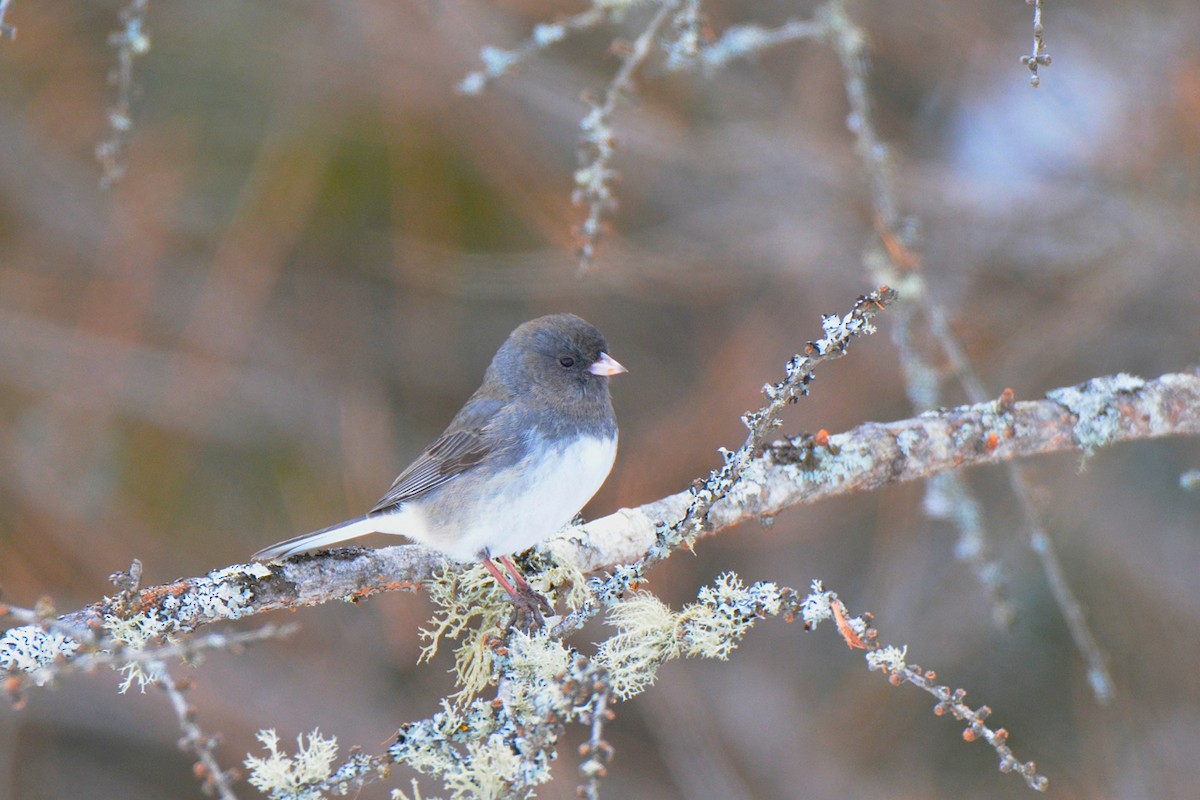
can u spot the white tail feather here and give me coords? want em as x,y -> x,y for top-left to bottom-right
252,516 -> 380,562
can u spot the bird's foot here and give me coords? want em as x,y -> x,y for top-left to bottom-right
506,582 -> 554,632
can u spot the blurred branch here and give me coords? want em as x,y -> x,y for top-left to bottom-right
0,0 -> 15,40
574,2 -> 676,272
96,0 -> 151,186
825,0 -> 1015,629
155,665 -> 243,800
1020,0 -> 1052,87
693,18 -> 826,70
3,369 -> 1194,651
458,6 -> 608,95
823,0 -> 1107,698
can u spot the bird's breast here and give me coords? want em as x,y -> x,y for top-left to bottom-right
439,432 -> 618,560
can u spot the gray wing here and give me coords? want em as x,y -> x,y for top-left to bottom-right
368,398 -> 502,513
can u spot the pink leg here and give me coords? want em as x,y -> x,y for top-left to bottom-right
498,554 -> 552,618
481,556 -> 519,599
497,554 -> 534,593
480,554 -> 553,630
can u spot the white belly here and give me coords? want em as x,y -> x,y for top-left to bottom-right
448,433 -> 617,561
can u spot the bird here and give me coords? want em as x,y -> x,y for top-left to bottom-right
252,313 -> 625,617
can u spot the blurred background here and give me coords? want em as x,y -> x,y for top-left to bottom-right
2,1 -> 1199,798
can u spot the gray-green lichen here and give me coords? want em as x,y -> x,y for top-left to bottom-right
1047,373 -> 1145,456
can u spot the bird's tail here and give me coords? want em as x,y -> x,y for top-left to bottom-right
251,516 -> 379,562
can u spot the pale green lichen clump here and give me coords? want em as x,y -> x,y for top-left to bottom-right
419,564 -> 512,701
244,729 -> 339,800
103,606 -> 175,693
388,693 -> 558,799
680,574 -> 782,659
594,592 -> 677,699
536,539 -> 593,610
596,573 -> 783,699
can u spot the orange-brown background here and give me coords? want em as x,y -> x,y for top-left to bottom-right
2,1 -> 1199,798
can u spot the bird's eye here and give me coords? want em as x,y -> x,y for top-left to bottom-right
558,355 -> 575,368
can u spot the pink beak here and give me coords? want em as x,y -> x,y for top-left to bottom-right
588,352 -> 627,377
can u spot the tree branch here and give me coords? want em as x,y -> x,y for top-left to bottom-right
4,369 -> 1190,656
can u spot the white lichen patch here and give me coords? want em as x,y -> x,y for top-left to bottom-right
792,438 -> 864,488
200,564 -> 269,619
895,427 -> 923,458
0,625 -> 80,684
731,456 -> 767,501
799,580 -> 833,627
866,645 -> 907,673
244,728 -> 339,800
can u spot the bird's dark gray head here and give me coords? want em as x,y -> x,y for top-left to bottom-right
487,314 -> 625,409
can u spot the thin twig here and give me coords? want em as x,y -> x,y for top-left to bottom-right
458,6 -> 608,95
574,1 -> 677,273
800,585 -> 1048,791
96,0 -> 150,186
1019,0 -> 1051,87
578,686 -> 614,800
154,663 -> 242,800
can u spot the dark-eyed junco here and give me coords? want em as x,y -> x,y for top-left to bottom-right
253,314 -> 625,613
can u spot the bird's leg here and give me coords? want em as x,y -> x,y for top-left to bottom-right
477,554 -> 553,631
498,553 -> 554,618
481,555 -> 520,598
497,554 -> 535,594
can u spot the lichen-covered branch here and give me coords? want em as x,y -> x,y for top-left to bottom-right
246,575 -> 1047,797
800,582 -> 1048,791
3,368 -> 1195,667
